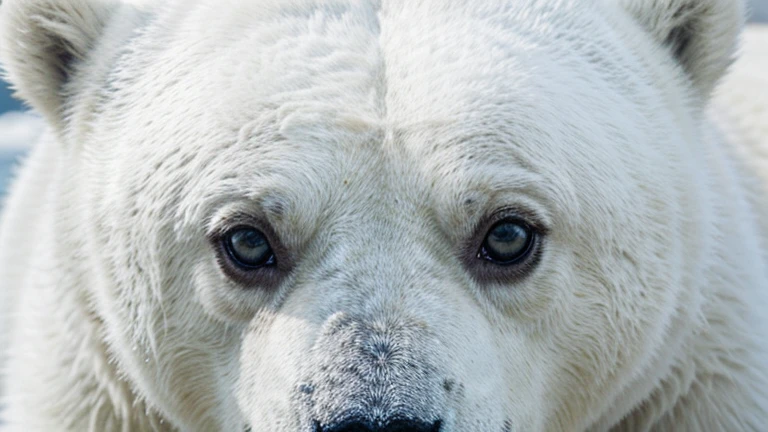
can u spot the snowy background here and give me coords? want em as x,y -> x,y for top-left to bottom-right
0,1 -> 767,199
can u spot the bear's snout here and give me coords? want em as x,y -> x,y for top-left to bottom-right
299,314 -> 449,431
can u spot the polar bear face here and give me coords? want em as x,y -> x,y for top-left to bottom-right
0,0 -> 747,430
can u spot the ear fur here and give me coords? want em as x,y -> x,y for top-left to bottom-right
0,0 -> 118,128
619,0 -> 745,97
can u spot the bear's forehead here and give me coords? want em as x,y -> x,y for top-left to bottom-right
163,0 -> 624,155
112,0 -> 659,231
146,0 -> 624,129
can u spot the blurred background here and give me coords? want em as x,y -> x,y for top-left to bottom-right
0,1 -> 767,200
0,81 -> 32,198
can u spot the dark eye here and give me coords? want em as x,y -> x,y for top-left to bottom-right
224,227 -> 276,269
478,220 -> 535,265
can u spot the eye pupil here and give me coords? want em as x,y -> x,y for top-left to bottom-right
480,221 -> 535,265
225,228 -> 275,268
234,230 -> 265,249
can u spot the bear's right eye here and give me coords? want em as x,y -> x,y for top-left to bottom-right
478,220 -> 536,265
223,227 -> 276,269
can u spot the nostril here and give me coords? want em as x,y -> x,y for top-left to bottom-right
316,419 -> 442,432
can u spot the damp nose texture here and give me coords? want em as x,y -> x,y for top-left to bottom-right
316,418 -> 443,432
301,313 -> 448,429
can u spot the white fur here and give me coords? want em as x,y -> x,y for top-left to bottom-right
1,0 -> 767,430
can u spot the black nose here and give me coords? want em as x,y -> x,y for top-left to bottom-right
316,419 -> 442,432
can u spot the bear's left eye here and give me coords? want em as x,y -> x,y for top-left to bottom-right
223,227 -> 276,269
478,220 -> 536,265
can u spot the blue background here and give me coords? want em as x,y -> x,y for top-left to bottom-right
0,81 -> 23,197
0,81 -> 23,113
0,82 -> 24,200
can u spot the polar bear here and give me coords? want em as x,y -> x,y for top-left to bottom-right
1,0 -> 767,430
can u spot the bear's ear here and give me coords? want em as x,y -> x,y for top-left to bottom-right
618,0 -> 745,97
0,0 -> 118,128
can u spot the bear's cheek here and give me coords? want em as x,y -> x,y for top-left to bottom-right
521,248 -> 682,424
469,217 -> 684,426
191,258 -> 281,323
